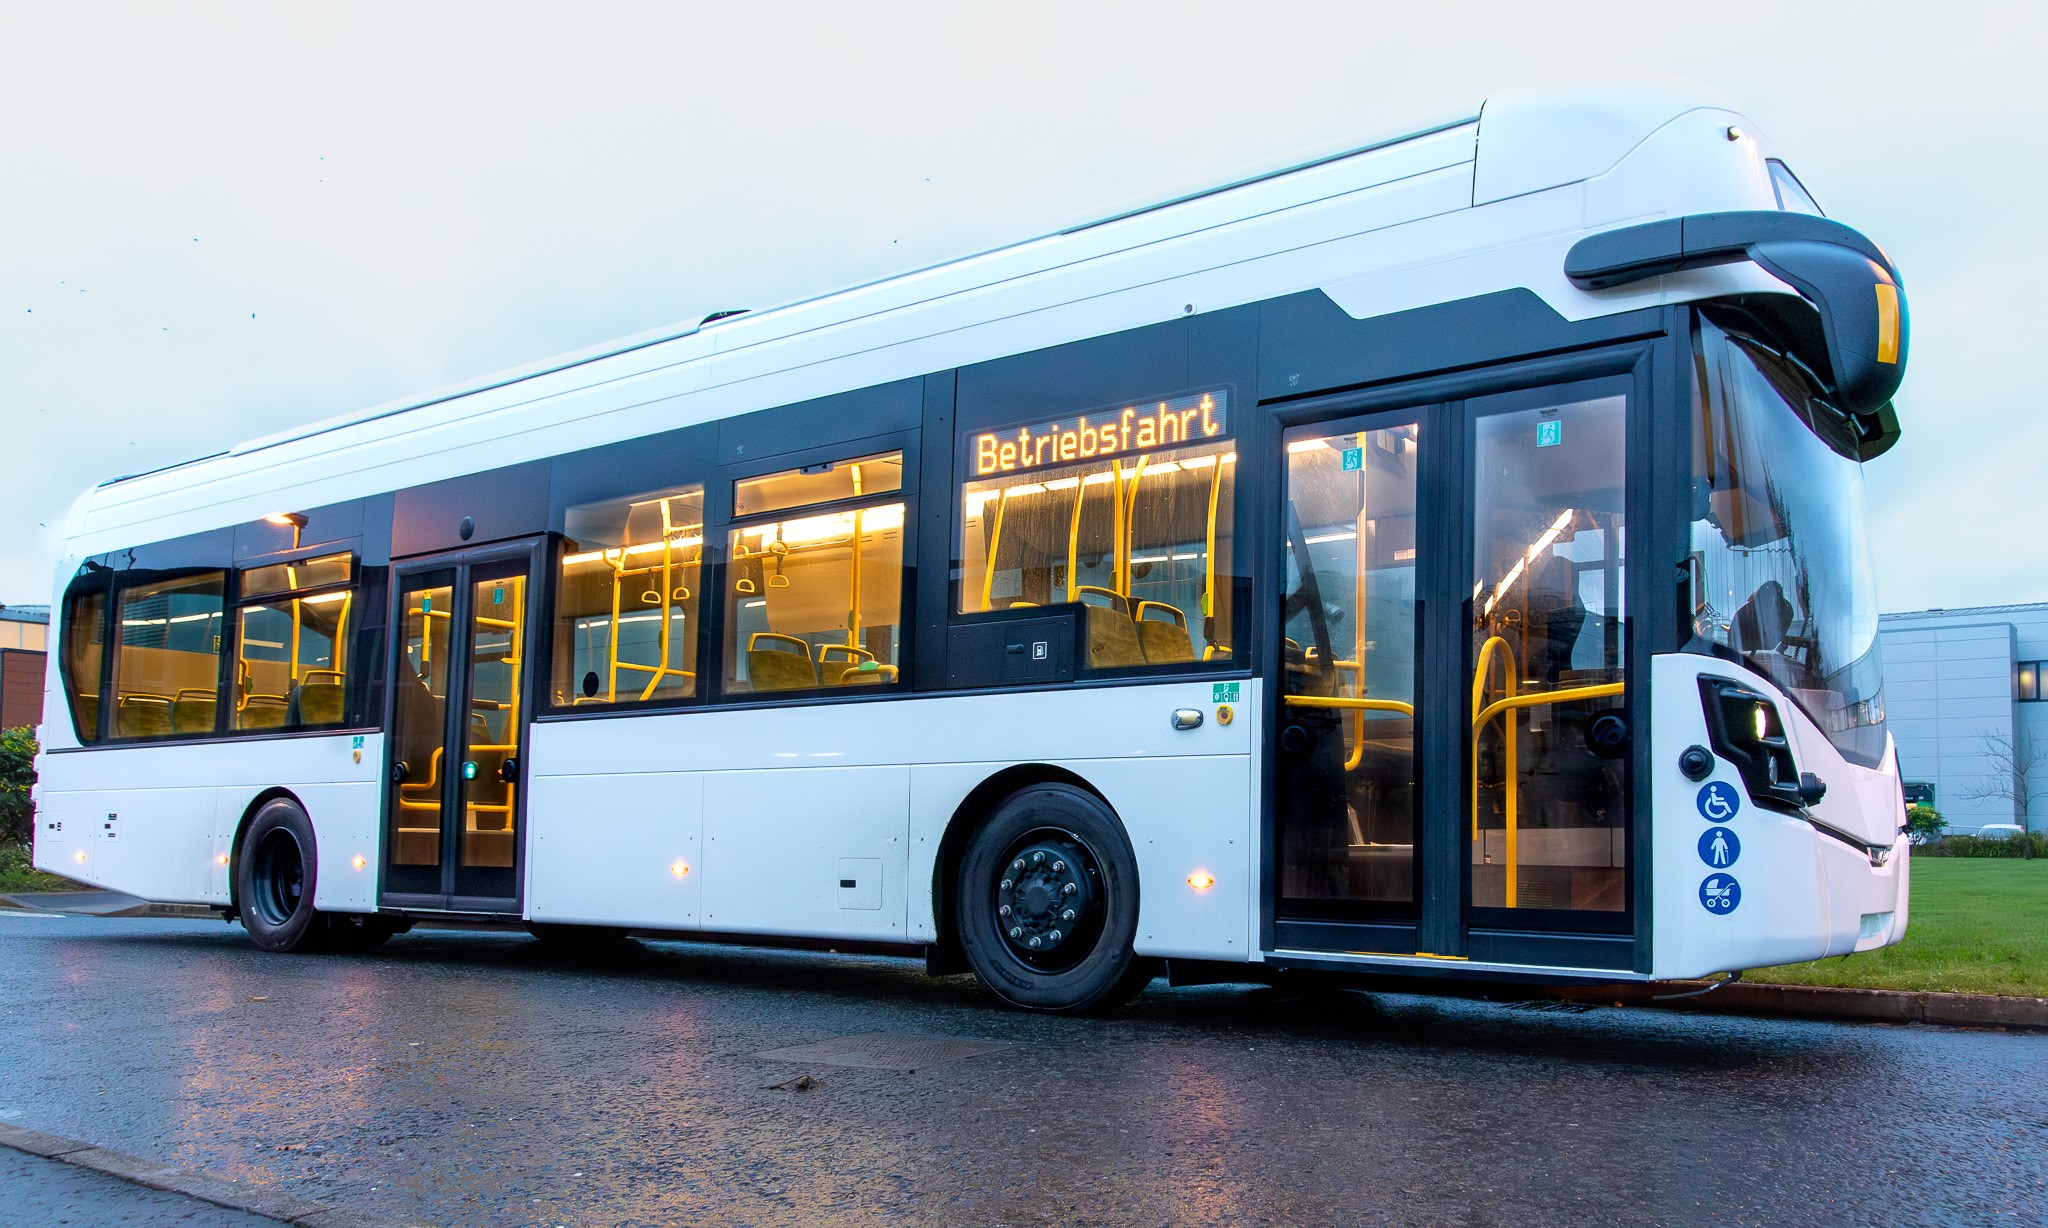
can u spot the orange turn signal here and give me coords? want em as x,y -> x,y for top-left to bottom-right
1187,870 -> 1216,891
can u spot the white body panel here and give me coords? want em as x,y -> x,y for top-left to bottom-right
524,679 -> 1255,960
34,733 -> 384,912
1649,654 -> 1906,980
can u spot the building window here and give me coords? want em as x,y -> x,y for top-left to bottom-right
2020,661 -> 2044,702
112,573 -> 226,738
232,553 -> 355,731
553,484 -> 706,706
957,389 -> 1238,671
724,452 -> 906,695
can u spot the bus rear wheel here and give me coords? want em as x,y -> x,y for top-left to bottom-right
236,798 -> 332,953
955,784 -> 1155,1014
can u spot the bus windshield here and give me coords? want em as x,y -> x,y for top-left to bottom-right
1688,310 -> 1887,767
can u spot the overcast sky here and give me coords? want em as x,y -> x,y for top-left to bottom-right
3,2 -> 2042,612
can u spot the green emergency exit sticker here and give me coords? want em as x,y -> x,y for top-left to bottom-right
1536,420 -> 1562,447
1212,682 -> 1240,704
1340,447 -> 1363,471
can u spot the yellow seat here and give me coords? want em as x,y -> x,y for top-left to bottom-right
117,694 -> 172,738
747,632 -> 819,691
1075,589 -> 1145,671
1134,601 -> 1196,665
296,670 -> 346,726
240,695 -> 289,730
172,689 -> 218,734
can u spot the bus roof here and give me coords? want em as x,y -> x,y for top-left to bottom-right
68,75 -> 1774,553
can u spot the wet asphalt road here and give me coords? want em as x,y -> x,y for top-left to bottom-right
0,913 -> 2042,1228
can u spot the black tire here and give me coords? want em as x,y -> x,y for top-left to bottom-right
955,783 -> 1157,1014
235,798 -> 327,953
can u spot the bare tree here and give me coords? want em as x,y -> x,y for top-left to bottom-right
1962,727 -> 2041,859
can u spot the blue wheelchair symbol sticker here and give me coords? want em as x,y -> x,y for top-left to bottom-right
1699,874 -> 1741,915
1696,781 -> 1740,823
1698,826 -> 1740,868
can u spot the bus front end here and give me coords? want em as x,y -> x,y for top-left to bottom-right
1647,298 -> 1907,980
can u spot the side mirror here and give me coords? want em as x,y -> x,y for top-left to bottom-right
1566,211 -> 1908,419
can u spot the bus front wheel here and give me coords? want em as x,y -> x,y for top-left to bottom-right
235,797 -> 392,954
955,784 -> 1155,1014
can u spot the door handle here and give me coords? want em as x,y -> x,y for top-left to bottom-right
498,757 -> 519,783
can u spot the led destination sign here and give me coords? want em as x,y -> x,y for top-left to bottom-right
971,390 -> 1228,476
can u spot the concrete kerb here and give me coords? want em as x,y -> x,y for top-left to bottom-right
0,1122 -> 425,1228
1548,980 -> 2048,1031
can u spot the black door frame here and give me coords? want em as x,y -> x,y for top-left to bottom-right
1263,339 -> 1668,972
379,536 -> 547,915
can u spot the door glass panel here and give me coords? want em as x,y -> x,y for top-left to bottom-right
1469,396 -> 1627,915
1280,422 -> 1421,914
458,572 -> 526,889
390,578 -> 454,877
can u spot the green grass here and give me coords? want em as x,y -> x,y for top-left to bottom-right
0,843 -> 78,894
1753,858 -> 2048,997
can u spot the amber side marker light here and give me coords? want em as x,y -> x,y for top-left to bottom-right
1187,871 -> 1216,891
73,850 -> 86,864
351,855 -> 367,871
671,860 -> 691,879
215,854 -> 229,867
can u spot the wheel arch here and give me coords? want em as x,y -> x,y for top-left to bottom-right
226,787 -> 309,918
927,763 -> 1119,971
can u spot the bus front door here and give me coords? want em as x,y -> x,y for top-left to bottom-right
382,543 -> 541,913
1276,374 -> 1635,968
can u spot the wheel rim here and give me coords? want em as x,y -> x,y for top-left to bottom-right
991,826 -> 1106,973
249,828 -> 306,927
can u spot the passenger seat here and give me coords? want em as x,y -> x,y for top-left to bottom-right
1133,601 -> 1196,664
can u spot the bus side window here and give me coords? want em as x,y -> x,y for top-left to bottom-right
956,390 -> 1238,674
722,451 -> 908,696
111,572 -> 226,740
553,484 -> 705,707
59,581 -> 109,743
233,553 -> 356,732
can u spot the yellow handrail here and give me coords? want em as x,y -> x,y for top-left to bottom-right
1469,628 -> 1623,909
1283,694 -> 1415,716
982,488 -> 1010,613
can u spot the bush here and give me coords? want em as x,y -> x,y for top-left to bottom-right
0,726 -> 33,847
1918,831 -> 2048,858
1905,804 -> 1947,842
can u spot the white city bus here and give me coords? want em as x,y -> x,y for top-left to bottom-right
36,80 -> 1912,1012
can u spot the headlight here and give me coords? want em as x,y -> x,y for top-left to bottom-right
1699,677 -> 1806,812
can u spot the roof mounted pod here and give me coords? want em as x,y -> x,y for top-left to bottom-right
1565,211 -> 1908,421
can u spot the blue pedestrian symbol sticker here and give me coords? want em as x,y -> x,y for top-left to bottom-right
1700,874 -> 1741,915
1698,826 -> 1740,868
1696,781 -> 1740,823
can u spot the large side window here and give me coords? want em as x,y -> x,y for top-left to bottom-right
723,451 -> 908,695
957,389 -> 1239,671
232,552 -> 355,731
59,580 -> 109,742
553,484 -> 706,706
112,572 -> 226,738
